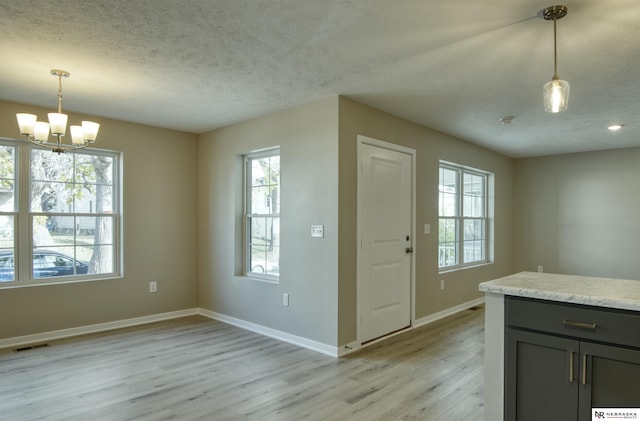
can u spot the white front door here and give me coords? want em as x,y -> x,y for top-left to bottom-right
358,137 -> 414,343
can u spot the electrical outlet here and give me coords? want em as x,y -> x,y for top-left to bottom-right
537,265 -> 543,273
440,279 -> 445,290
149,281 -> 157,293
283,293 -> 289,306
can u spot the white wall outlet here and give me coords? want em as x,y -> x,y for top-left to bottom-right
149,281 -> 157,293
311,224 -> 324,238
283,293 -> 289,306
440,279 -> 445,290
537,265 -> 543,273
424,224 -> 431,234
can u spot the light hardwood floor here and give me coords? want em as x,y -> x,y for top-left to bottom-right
0,306 -> 485,421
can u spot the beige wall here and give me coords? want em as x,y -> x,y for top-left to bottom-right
0,100 -> 199,339
1,95 -> 516,349
514,147 -> 640,279
338,97 -> 515,345
198,98 -> 340,346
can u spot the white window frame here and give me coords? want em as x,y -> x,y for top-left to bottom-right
0,138 -> 122,288
243,147 -> 280,282
438,161 -> 493,273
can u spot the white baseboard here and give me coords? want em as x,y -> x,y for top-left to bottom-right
414,296 -> 485,329
0,299 -> 485,356
198,308 -> 340,357
336,297 -> 485,357
0,308 -> 199,351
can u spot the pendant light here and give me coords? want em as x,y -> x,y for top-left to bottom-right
542,5 -> 570,113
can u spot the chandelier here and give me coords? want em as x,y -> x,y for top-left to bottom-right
16,69 -> 100,154
542,5 -> 570,113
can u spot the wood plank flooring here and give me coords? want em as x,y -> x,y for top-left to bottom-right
0,306 -> 485,421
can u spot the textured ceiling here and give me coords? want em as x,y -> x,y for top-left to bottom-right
1,0 -> 639,157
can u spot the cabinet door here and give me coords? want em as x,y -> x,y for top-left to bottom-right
506,329 -> 580,421
578,342 -> 640,420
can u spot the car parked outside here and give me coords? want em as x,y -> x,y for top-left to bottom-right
0,250 -> 89,281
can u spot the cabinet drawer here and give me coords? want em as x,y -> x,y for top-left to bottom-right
506,296 -> 640,349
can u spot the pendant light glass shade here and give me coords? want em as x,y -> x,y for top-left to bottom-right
543,77 -> 570,113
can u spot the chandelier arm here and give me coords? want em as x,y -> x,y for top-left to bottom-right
27,136 -> 90,154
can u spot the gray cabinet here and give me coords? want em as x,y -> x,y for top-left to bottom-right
505,296 -> 640,421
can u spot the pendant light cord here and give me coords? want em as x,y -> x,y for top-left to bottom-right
553,15 -> 559,79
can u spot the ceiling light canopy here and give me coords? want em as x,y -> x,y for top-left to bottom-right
608,124 -> 624,131
16,69 -> 99,154
542,5 -> 570,113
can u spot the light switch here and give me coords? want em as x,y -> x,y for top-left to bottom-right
424,224 -> 431,234
311,224 -> 324,238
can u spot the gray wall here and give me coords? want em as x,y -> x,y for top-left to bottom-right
514,147 -> 640,279
0,100 -> 199,339
197,98 -> 340,346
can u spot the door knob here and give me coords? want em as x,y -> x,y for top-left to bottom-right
405,247 -> 414,254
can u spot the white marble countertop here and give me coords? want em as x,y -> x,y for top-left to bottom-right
479,271 -> 640,311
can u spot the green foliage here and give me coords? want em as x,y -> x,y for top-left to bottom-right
0,146 -> 15,191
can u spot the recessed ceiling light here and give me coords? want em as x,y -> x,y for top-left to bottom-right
608,124 -> 624,131
500,116 -> 515,125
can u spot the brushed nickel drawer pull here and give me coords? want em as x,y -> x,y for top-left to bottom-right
563,320 -> 597,330
569,351 -> 574,383
582,354 -> 587,385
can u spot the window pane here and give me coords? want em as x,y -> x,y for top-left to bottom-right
0,252 -> 15,282
463,172 -> 485,217
463,219 -> 485,263
439,218 -> 458,267
31,150 -> 74,183
439,167 -> 458,217
0,215 -> 14,249
250,186 -> 273,214
31,181 -> 74,212
249,216 -> 279,275
86,245 -> 114,275
74,154 -> 114,185
33,215 -> 114,278
31,153 -> 113,214
0,215 -> 15,282
0,145 -> 16,212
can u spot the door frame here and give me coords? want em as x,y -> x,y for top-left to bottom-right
356,134 -> 416,345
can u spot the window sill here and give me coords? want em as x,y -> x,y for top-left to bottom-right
0,274 -> 124,289
241,274 -> 279,284
438,261 -> 493,275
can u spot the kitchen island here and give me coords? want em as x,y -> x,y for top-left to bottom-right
479,271 -> 640,421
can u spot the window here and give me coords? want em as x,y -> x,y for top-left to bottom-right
0,139 -> 120,286
438,161 -> 492,271
0,144 -> 17,282
244,149 -> 280,280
